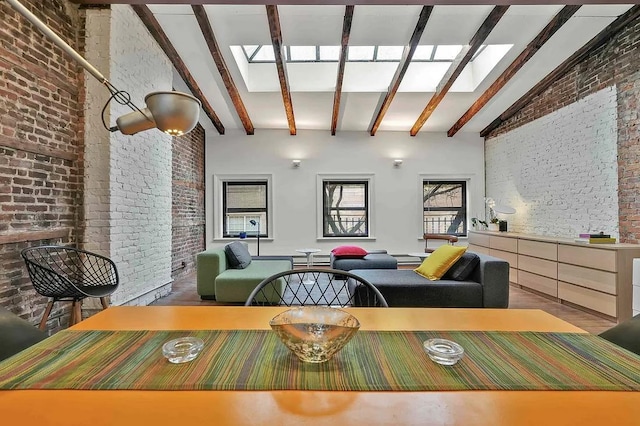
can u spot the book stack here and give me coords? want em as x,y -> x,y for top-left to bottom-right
575,233 -> 617,244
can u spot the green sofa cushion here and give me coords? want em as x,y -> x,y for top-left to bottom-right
215,260 -> 292,303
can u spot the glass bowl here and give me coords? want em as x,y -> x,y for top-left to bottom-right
423,338 -> 464,366
270,306 -> 360,363
162,336 -> 204,364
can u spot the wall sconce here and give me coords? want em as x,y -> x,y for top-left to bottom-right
7,0 -> 201,136
292,160 -> 301,168
393,159 -> 403,168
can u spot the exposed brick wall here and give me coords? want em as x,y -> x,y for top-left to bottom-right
485,16 -> 640,243
102,4 -> 173,306
485,88 -> 618,238
172,124 -> 205,280
0,0 -> 83,331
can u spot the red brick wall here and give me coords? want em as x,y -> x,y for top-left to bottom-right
172,124 -> 205,279
0,0 -> 84,331
485,17 -> 640,243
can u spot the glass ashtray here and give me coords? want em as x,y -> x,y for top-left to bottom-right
423,338 -> 464,366
162,337 -> 204,364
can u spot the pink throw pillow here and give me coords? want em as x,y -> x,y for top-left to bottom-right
331,245 -> 368,258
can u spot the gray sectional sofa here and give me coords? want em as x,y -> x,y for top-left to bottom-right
348,253 -> 509,308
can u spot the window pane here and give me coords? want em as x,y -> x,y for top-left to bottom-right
323,181 -> 368,237
252,46 -> 275,62
413,45 -> 434,60
422,181 -> 466,236
348,46 -> 375,61
223,182 -> 268,237
433,45 -> 463,60
376,46 -> 403,61
226,184 -> 266,209
289,46 -> 316,61
319,45 -> 340,61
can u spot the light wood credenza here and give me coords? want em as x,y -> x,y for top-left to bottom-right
468,230 -> 640,322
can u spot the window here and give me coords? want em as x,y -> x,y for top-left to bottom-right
322,181 -> 369,237
222,181 -> 268,238
422,180 -> 467,236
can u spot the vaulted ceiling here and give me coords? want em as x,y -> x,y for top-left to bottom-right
73,1 -> 638,137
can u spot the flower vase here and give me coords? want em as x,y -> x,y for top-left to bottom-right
488,223 -> 499,232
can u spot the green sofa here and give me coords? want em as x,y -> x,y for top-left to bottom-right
196,247 -> 293,303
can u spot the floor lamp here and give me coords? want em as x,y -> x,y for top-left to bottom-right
6,0 -> 201,136
249,220 -> 260,256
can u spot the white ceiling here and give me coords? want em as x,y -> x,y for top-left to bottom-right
148,4 -> 633,135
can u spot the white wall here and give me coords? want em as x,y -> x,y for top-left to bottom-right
206,130 -> 485,259
485,87 -> 619,239
84,6 -> 173,306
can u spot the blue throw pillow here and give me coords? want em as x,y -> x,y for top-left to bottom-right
224,241 -> 252,269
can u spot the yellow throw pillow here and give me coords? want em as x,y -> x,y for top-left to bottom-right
414,245 -> 467,280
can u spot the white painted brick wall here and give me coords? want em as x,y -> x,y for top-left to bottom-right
485,87 -> 619,239
84,6 -> 173,307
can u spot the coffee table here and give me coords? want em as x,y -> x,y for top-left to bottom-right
408,252 -> 430,260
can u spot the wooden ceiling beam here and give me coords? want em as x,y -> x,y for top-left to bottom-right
131,5 -> 225,135
480,5 -> 640,138
447,5 -> 580,137
192,5 -> 254,135
369,6 -> 433,136
331,5 -> 354,136
410,6 -> 509,136
266,5 -> 296,135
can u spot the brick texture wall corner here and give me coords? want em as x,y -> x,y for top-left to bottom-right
172,124 -> 205,280
0,0 -> 84,331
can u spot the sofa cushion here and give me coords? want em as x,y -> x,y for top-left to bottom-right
331,245 -> 368,258
442,252 -> 480,281
224,241 -> 252,269
215,260 -> 292,303
414,245 -> 466,280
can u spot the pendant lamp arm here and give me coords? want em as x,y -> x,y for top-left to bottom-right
6,0 -> 202,136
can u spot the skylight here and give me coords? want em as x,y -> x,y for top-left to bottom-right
231,44 -> 513,93
241,44 -> 469,63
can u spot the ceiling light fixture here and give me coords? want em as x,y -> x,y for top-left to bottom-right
7,0 -> 201,136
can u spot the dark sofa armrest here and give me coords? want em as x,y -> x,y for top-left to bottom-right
469,252 -> 509,308
252,255 -> 294,269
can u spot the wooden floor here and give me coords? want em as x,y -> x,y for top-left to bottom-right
153,270 -> 616,334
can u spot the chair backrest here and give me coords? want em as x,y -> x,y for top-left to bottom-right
244,268 -> 388,307
21,245 -> 119,299
0,307 -> 47,361
423,233 -> 459,253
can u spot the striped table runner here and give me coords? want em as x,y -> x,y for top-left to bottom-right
0,329 -> 638,391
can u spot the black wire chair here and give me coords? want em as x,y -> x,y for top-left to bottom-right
21,245 -> 120,330
244,268 -> 388,307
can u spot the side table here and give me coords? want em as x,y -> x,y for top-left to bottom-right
296,248 -> 321,284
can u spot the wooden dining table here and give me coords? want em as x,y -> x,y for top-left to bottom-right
1,306 -> 639,425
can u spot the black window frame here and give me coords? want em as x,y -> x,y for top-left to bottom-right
322,180 -> 369,238
422,180 -> 467,237
222,181 -> 268,238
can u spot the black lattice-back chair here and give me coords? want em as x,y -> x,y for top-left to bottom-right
244,268 -> 388,307
21,246 -> 119,330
